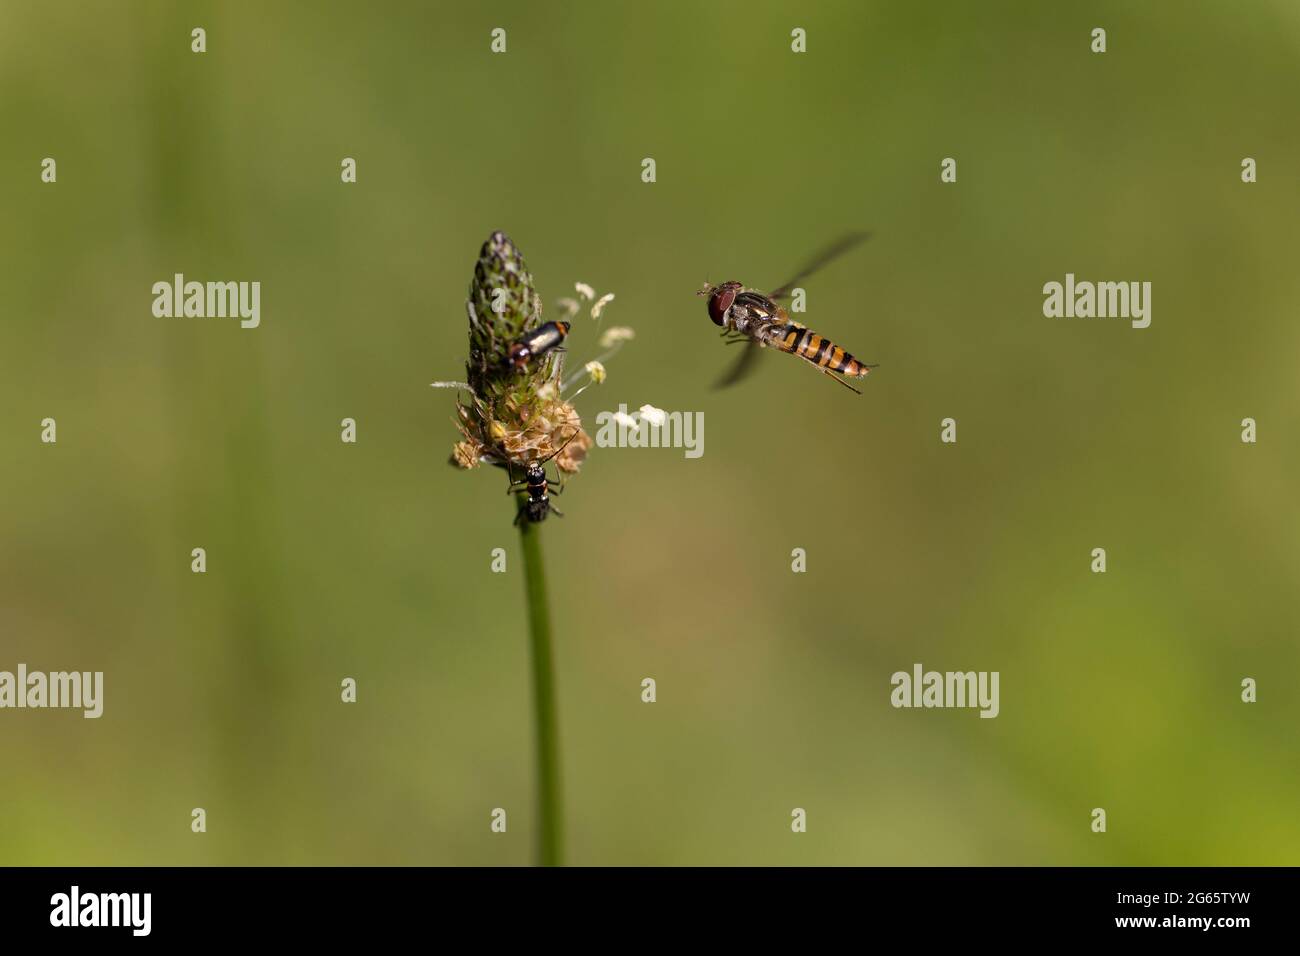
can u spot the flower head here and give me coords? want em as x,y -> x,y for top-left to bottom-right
442,232 -> 593,483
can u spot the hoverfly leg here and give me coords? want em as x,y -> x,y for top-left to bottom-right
822,369 -> 863,395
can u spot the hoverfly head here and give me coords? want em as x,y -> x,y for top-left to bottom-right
706,281 -> 742,327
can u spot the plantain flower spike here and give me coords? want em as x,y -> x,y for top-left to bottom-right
445,231 -> 593,477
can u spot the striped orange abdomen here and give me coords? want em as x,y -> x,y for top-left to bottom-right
771,324 -> 871,378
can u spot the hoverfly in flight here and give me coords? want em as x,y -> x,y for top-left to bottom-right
699,232 -> 876,393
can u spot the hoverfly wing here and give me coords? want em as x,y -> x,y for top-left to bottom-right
768,231 -> 871,300
713,339 -> 764,390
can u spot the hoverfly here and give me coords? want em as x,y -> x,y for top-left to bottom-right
507,429 -> 578,525
699,232 -> 876,394
508,320 -> 570,372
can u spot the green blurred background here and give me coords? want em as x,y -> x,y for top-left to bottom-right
2,0 -> 1298,865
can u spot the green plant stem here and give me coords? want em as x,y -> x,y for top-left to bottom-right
518,516 -> 563,866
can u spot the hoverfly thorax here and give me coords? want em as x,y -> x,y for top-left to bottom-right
705,281 -> 743,327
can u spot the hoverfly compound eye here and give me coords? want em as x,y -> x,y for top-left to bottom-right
708,286 -> 736,326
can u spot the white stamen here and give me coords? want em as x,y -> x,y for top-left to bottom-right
599,326 -> 635,348
591,293 -> 616,319
639,404 -> 667,427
